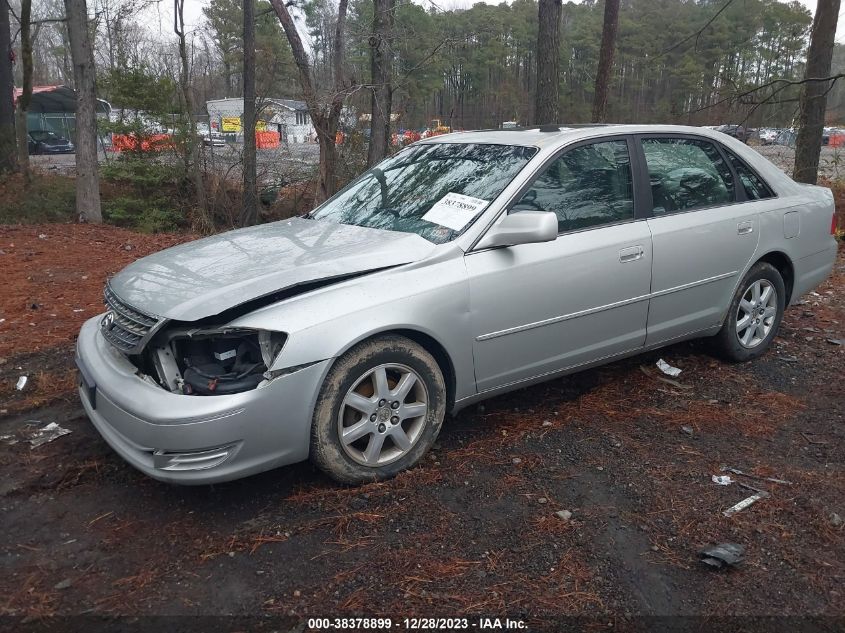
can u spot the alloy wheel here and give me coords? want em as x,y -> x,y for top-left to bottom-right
736,279 -> 778,348
337,363 -> 429,466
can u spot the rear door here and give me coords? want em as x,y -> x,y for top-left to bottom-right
638,135 -> 760,345
466,137 -> 653,392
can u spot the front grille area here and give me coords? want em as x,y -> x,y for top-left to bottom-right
102,283 -> 161,354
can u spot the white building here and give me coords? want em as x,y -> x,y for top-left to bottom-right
205,97 -> 315,143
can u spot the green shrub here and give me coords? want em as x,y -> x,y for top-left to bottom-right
101,157 -> 180,189
103,196 -> 184,233
0,174 -> 76,224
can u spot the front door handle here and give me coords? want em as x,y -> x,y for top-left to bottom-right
737,221 -> 754,235
619,245 -> 644,263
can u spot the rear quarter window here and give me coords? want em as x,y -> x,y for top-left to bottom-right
725,150 -> 775,200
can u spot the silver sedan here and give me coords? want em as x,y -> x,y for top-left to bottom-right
76,125 -> 838,484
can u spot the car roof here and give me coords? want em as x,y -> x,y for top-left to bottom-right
417,124 -> 746,149
416,123 -> 802,197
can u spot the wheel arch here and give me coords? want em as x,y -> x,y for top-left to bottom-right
334,327 -> 458,414
755,250 -> 795,304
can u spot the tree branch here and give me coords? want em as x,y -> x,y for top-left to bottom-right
687,74 -> 845,116
661,0 -> 735,56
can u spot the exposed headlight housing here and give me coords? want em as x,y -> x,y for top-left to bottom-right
144,327 -> 287,395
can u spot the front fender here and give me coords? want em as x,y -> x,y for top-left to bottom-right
227,256 -> 477,402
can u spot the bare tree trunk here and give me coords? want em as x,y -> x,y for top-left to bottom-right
223,59 -> 232,97
535,0 -> 561,125
269,0 -> 348,204
0,0 -> 17,174
240,0 -> 257,227
64,0 -> 101,223
793,0 -> 841,184
174,0 -> 210,230
367,0 -> 393,167
592,0 -> 619,123
16,0 -> 32,181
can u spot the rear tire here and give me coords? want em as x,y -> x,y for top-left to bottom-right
712,262 -> 785,362
310,335 -> 446,485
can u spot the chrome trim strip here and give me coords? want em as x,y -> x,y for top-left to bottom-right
476,293 -> 650,341
475,270 -> 738,341
648,270 -> 738,299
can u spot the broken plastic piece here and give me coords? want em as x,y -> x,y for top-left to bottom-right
656,358 -> 682,377
699,543 -> 745,569
712,475 -> 733,486
28,422 -> 71,448
720,466 -> 793,485
723,491 -> 769,517
15,376 -> 27,391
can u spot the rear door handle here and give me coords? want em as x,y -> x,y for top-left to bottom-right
737,221 -> 754,235
619,245 -> 644,263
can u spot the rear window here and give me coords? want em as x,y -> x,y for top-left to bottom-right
642,137 -> 735,215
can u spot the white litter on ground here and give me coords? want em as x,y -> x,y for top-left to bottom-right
15,376 -> 28,390
28,422 -> 72,448
723,491 -> 769,517
656,359 -> 682,377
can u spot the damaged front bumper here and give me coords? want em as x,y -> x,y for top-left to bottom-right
75,316 -> 331,484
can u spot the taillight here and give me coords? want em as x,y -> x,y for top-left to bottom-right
833,213 -> 839,235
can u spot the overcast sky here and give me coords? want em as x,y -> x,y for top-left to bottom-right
153,0 -> 845,45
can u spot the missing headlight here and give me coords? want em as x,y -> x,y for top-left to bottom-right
144,329 -> 286,395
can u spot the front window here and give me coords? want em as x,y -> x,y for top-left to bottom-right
310,143 -> 537,243
511,139 -> 634,233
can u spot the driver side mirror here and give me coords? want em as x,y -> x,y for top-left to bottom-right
475,211 -> 558,250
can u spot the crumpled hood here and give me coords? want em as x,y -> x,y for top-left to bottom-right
110,217 -> 436,321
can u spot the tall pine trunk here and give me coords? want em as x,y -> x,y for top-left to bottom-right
0,0 -> 17,174
793,0 -> 841,184
15,0 -> 32,181
592,0 -> 619,122
367,0 -> 394,167
535,0 -> 562,124
64,0 -> 101,223
174,0 -> 210,230
240,0 -> 258,226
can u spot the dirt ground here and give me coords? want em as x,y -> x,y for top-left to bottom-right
0,224 -> 843,630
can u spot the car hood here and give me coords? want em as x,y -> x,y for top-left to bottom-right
109,217 -> 437,321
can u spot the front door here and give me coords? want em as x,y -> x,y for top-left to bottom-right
466,138 -> 653,393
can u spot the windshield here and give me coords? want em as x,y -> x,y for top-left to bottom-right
310,142 -> 537,244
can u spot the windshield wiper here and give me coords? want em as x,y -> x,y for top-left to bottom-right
371,167 -> 390,209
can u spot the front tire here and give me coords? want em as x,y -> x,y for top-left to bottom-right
712,262 -> 785,362
310,335 -> 446,484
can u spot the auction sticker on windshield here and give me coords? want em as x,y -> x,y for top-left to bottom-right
421,192 -> 489,231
